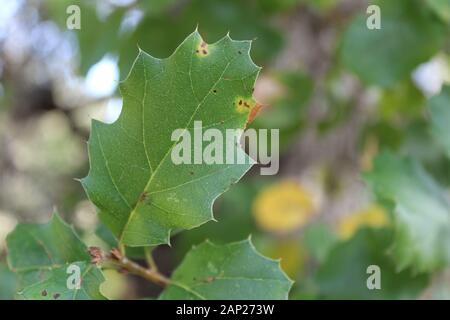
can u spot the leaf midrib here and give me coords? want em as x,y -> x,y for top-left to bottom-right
117,43 -> 237,246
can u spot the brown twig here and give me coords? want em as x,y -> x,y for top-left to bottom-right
89,247 -> 170,287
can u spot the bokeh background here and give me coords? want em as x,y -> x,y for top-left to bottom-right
1,0 -> 450,299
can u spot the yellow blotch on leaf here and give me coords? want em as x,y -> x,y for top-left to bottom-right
253,181 -> 315,233
337,205 -> 389,240
195,41 -> 210,57
234,96 -> 262,126
235,96 -> 256,113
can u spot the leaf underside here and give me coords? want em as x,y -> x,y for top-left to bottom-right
81,30 -> 260,247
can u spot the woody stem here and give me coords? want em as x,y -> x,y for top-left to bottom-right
109,255 -> 170,287
92,247 -> 170,287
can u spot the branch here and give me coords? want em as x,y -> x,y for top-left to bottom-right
89,247 -> 170,287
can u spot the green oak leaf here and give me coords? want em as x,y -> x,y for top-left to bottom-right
6,214 -> 105,300
364,152 -> 450,272
159,239 -> 293,300
82,30 -> 260,247
95,222 -> 148,259
315,228 -> 429,299
429,85 -> 450,158
19,262 -> 104,300
340,0 -> 445,87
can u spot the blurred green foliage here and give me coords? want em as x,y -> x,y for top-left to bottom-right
314,228 -> 429,299
341,0 -> 446,87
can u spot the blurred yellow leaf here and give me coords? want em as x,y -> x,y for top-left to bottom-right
337,205 -> 389,240
253,181 -> 315,233
100,269 -> 130,300
264,240 -> 307,280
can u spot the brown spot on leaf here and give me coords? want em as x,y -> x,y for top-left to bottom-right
196,41 -> 210,57
41,290 -> 47,297
235,97 -> 256,114
234,97 -> 262,126
53,293 -> 60,299
139,191 -> 149,203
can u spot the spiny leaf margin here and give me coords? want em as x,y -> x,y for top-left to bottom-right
6,213 -> 105,300
159,238 -> 293,300
81,29 -> 261,247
